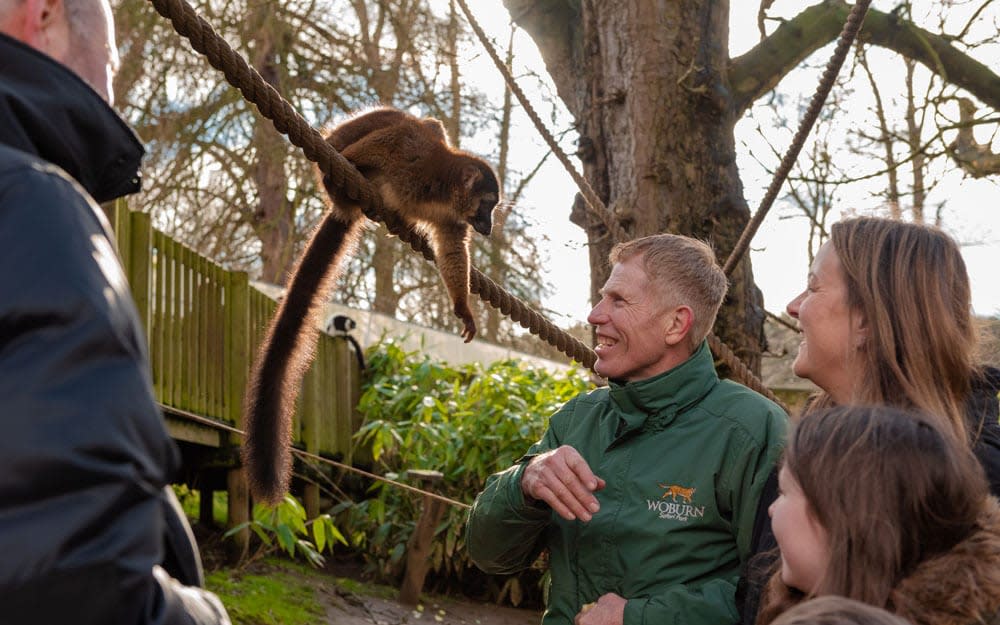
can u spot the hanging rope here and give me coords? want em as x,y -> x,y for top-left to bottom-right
456,1 -> 872,409
454,0 -> 790,407
453,0 -> 628,244
172,407 -> 471,510
146,0 -> 865,411
722,0 -> 872,275
146,0 -> 595,370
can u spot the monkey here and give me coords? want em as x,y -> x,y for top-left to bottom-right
320,107 -> 498,341
242,107 -> 501,504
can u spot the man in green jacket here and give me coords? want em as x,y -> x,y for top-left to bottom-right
466,234 -> 787,625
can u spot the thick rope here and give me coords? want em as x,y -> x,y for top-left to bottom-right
146,0 -> 595,370
722,0 -> 872,275
706,334 -> 781,403
453,0 -> 795,408
148,0 -> 860,411
453,0 -> 628,244
169,406 -> 470,510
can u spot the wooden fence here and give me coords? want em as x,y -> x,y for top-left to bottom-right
106,201 -> 361,463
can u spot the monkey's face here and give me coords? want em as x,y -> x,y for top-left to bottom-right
464,163 -> 499,236
470,195 -> 496,236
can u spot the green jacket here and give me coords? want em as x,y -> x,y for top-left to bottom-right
466,341 -> 787,625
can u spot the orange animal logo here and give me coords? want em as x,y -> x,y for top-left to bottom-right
658,483 -> 696,503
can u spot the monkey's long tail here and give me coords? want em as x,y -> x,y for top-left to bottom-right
242,210 -> 364,505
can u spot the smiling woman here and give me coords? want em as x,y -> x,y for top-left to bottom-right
786,216 -> 1000,496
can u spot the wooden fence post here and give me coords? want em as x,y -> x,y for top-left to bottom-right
398,469 -> 446,605
128,211 -> 152,334
302,342 -> 320,519
225,271 -> 250,561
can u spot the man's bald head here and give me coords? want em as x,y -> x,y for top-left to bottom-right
0,0 -> 118,103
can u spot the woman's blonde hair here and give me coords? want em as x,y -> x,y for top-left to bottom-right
808,217 -> 976,441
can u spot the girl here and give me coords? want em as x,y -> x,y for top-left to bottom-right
756,405 -> 1000,625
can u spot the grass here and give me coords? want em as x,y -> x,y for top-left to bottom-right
174,484 -> 229,527
206,559 -> 326,625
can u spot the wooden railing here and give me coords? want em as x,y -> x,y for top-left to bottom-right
106,201 -> 360,463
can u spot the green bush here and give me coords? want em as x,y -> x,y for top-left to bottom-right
339,337 -> 591,604
227,494 -> 348,568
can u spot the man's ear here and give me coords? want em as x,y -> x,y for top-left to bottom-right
7,0 -> 68,58
663,305 -> 694,347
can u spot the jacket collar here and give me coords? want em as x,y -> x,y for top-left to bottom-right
608,340 -> 718,434
891,497 -> 1000,625
0,33 -> 144,202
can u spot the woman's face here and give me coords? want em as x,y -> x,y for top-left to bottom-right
769,465 -> 830,594
786,241 -> 864,403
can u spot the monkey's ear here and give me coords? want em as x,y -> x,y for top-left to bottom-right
462,165 -> 483,191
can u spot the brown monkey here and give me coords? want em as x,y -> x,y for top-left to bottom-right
321,108 -> 497,341
243,107 -> 500,504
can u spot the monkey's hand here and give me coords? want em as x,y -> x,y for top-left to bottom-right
457,302 -> 476,342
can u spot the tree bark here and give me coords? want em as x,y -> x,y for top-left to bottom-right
249,17 -> 293,284
730,1 -> 1000,115
508,0 -> 765,371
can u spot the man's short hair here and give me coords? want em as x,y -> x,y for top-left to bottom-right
609,234 -> 727,348
64,0 -> 105,52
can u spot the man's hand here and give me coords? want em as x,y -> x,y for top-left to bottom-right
575,593 -> 626,625
521,446 -> 606,521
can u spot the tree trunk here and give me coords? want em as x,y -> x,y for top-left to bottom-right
249,19 -> 293,284
371,226 -> 402,316
508,0 -> 765,371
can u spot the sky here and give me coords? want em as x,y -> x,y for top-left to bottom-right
458,1 -> 1000,325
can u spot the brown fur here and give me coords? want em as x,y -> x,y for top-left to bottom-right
242,107 -> 500,504
891,498 -> 1000,625
321,107 -> 499,341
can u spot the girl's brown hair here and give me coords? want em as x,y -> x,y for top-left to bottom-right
757,405 -> 988,624
770,596 -> 911,625
809,217 -> 976,440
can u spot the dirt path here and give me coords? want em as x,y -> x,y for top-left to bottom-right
204,550 -> 543,625
319,585 -> 542,625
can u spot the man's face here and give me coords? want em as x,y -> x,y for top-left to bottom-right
586,256 -> 677,382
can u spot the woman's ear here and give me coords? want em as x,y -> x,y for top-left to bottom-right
852,312 -> 869,349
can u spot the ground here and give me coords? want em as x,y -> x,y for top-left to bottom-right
198,531 -> 542,625
319,558 -> 541,625
317,581 -> 543,625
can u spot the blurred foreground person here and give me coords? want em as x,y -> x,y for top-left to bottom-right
0,0 -> 230,622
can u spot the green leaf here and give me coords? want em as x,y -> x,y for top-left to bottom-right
313,518 -> 326,552
277,525 -> 296,556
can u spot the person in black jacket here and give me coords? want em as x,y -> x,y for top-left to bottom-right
0,0 -> 230,622
739,216 -> 1000,624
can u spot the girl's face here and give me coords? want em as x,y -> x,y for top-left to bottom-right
769,465 -> 830,594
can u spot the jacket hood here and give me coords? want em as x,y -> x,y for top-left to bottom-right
891,497 -> 1000,625
0,33 -> 144,202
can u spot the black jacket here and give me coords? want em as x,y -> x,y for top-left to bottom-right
0,33 -> 229,624
737,368 -> 1000,625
